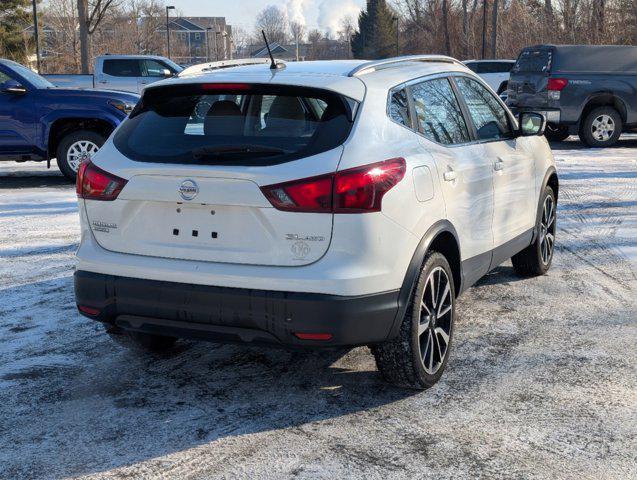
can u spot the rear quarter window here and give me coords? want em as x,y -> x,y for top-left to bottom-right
512,49 -> 552,73
114,84 -> 356,166
103,59 -> 142,77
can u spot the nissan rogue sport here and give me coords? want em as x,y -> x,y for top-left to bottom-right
74,56 -> 558,389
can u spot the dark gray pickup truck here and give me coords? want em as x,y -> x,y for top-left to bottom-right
506,44 -> 637,147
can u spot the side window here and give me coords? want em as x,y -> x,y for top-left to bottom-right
103,59 -> 142,77
142,59 -> 172,77
464,62 -> 478,73
455,76 -> 513,141
0,71 -> 12,84
388,88 -> 411,127
411,78 -> 470,145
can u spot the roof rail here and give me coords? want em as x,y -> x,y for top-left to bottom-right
348,55 -> 465,77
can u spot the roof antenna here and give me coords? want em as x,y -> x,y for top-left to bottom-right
261,30 -> 283,70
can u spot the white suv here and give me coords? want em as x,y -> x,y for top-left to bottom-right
75,56 -> 558,389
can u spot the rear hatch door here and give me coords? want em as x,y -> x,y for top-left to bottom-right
84,82 -> 357,267
507,47 -> 553,109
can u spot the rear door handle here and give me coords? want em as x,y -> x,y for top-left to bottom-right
443,170 -> 457,182
494,159 -> 504,171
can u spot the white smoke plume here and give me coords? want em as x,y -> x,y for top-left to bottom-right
317,0 -> 361,36
286,0 -> 307,27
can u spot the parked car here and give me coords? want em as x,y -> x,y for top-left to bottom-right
74,55 -> 558,390
0,59 -> 139,180
507,44 -> 637,146
463,59 -> 515,96
43,55 -> 183,94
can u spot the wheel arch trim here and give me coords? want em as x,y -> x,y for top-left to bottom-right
385,220 -> 461,341
532,166 -> 558,243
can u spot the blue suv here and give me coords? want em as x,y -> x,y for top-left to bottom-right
0,59 -> 138,180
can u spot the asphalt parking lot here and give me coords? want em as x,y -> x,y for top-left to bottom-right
0,138 -> 635,479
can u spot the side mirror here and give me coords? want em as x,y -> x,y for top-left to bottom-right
161,69 -> 173,77
1,80 -> 27,95
518,112 -> 546,136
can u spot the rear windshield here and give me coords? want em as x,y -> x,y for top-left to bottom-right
512,49 -> 552,74
114,84 -> 355,165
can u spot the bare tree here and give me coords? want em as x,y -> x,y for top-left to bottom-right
289,21 -> 305,60
77,0 -> 120,73
255,5 -> 288,45
490,0 -> 498,58
42,0 -> 81,72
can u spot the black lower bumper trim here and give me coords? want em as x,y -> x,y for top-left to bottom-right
74,271 -> 400,347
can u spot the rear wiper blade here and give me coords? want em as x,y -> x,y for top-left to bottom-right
192,145 -> 286,159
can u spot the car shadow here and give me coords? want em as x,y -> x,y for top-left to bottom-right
549,136 -> 637,150
0,172 -> 72,189
472,264 -> 528,288
0,276 -> 417,479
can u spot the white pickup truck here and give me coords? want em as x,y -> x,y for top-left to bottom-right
463,59 -> 515,97
43,55 -> 183,93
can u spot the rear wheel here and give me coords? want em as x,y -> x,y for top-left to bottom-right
512,186 -> 556,276
56,130 -> 105,181
107,328 -> 177,353
371,252 -> 455,390
544,123 -> 570,142
579,106 -> 622,147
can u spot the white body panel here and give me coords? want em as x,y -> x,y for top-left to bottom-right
77,58 -> 556,297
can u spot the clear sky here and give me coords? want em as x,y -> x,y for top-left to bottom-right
172,0 -> 364,34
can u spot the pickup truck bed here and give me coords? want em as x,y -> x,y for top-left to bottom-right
43,74 -> 94,90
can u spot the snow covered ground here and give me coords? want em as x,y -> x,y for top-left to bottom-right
0,139 -> 635,479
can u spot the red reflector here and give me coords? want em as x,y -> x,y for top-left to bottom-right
547,78 -> 568,91
77,161 -> 127,201
260,158 -> 406,213
201,83 -> 251,91
78,305 -> 100,316
294,333 -> 333,341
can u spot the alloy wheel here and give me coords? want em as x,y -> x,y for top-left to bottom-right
591,114 -> 615,142
539,195 -> 556,265
418,266 -> 453,375
66,140 -> 99,172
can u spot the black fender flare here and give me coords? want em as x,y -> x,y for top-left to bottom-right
385,220 -> 461,341
531,166 -> 559,244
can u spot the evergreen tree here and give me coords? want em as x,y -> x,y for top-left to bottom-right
0,0 -> 32,63
351,0 -> 397,59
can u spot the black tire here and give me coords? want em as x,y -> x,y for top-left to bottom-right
578,106 -> 622,147
107,329 -> 177,353
56,130 -> 106,181
371,252 -> 456,390
497,81 -> 508,95
511,185 -> 556,277
544,123 -> 570,142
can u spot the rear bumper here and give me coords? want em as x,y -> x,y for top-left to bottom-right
510,107 -> 561,124
74,270 -> 400,347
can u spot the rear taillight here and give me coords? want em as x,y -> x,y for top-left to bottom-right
261,158 -> 406,213
547,78 -> 568,100
547,78 -> 568,91
76,161 -> 127,201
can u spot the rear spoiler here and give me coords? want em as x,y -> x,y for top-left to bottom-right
179,58 -> 285,77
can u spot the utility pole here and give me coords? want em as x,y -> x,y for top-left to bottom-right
481,0 -> 488,59
165,5 -> 175,59
31,0 -> 41,72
